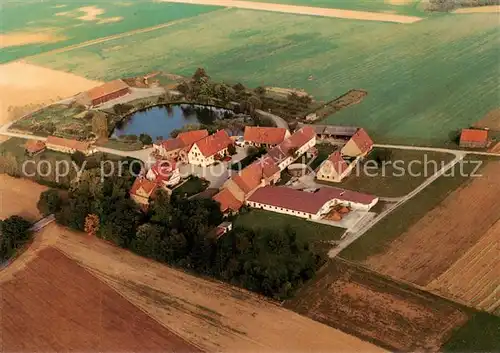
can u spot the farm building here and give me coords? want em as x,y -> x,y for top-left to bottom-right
188,130 -> 233,167
316,151 -> 354,183
25,140 -> 46,156
46,136 -> 97,156
129,177 -> 159,207
214,221 -> 233,238
243,126 -> 290,147
153,129 -> 208,159
341,128 -> 374,158
247,186 -> 378,220
267,126 -> 316,171
298,123 -> 358,140
76,80 -> 130,107
213,188 -> 243,215
459,128 -> 489,148
146,160 -> 180,187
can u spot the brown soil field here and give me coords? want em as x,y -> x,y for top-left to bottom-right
0,62 -> 101,125
285,259 -> 468,351
454,5 -> 500,13
160,0 -> 423,23
426,220 -> 500,314
365,162 -> 500,286
0,246 -> 199,352
474,108 -> 500,130
0,174 -> 47,221
6,223 -> 384,352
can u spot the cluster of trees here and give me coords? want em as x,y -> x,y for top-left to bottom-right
43,168 -> 322,299
426,0 -> 498,11
0,215 -> 32,262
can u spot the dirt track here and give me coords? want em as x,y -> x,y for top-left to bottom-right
365,162 -> 500,286
160,0 -> 423,23
0,174 -> 47,221
0,246 -> 199,352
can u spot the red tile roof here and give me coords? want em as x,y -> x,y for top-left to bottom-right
46,136 -> 92,153
326,151 -> 349,174
194,130 -> 233,157
159,138 -> 184,152
130,178 -> 158,197
460,129 -> 488,143
87,80 -> 129,101
177,129 -> 209,146
247,186 -> 377,215
267,126 -> 315,164
149,160 -> 177,182
244,126 -> 288,145
25,140 -> 46,154
232,163 -> 263,194
350,128 -> 373,154
213,188 -> 243,213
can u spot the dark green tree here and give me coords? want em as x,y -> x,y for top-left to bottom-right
37,189 -> 62,216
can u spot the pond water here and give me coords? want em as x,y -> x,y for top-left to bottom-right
111,104 -> 235,141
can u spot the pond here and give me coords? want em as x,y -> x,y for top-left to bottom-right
111,104 -> 236,141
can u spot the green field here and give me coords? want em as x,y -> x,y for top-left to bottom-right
29,9 -> 500,146
0,0 -> 220,63
443,312 -> 500,352
339,155 -> 499,262
234,209 -> 345,254
247,0 -> 427,16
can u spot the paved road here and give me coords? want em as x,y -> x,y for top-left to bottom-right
374,143 -> 500,157
328,152 -> 466,258
31,214 -> 56,232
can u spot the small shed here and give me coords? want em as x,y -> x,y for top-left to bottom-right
459,128 -> 489,149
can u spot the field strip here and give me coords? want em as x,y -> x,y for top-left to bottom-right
160,0 -> 423,23
453,5 -> 500,13
25,9 -> 229,59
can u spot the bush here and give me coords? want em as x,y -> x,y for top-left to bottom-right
37,189 -> 62,216
139,133 -> 153,146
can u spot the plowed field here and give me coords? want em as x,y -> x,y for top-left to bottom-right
365,162 -> 500,286
427,220 -> 500,314
0,247 -> 199,352
286,259 -> 468,351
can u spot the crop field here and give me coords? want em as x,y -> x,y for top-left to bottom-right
286,259 -> 468,351
29,9 -> 500,146
364,162 -> 500,286
247,0 -> 427,16
0,246 -> 199,351
339,155 -> 497,262
0,173 -> 47,221
41,224 -> 383,352
427,220 -> 500,315
1,0 -> 220,63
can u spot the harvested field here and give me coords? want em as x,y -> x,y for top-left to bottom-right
474,108 -> 500,130
0,61 -> 101,125
33,224 -> 384,352
365,162 -> 500,286
0,31 -> 65,49
427,220 -> 500,314
161,0 -> 423,23
309,89 -> 367,120
286,259 -> 468,351
0,174 -> 47,221
0,246 -> 199,352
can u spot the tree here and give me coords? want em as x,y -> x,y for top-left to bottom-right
37,189 -> 62,216
91,112 -> 109,138
133,223 -> 166,260
113,103 -> 133,116
71,151 -> 86,167
227,144 -> 237,156
192,67 -> 209,83
84,214 -> 100,237
0,215 -> 32,261
139,133 -> 153,146
255,86 -> 266,96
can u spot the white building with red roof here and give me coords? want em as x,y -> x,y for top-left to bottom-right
153,129 -> 208,159
268,126 -> 316,171
129,177 -> 159,208
188,130 -> 233,167
247,186 -> 378,220
46,136 -> 97,156
341,128 -> 373,158
243,126 -> 290,147
316,151 -> 354,183
146,160 -> 180,187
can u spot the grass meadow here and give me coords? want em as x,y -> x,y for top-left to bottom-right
0,0 -> 220,63
29,9 -> 500,146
